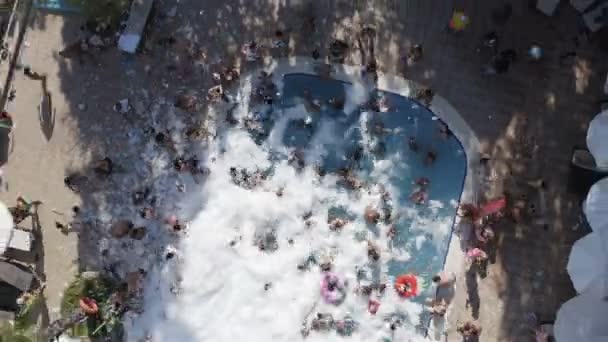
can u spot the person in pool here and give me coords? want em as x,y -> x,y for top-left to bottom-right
439,122 -> 453,139
409,189 -> 428,205
415,177 -> 430,187
387,225 -> 397,239
408,136 -> 419,152
425,150 -> 437,165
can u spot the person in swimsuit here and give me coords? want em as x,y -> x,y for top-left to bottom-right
408,136 -> 419,152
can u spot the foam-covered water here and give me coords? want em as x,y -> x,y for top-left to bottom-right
127,73 -> 466,342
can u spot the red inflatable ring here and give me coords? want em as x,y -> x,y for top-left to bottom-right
79,297 -> 99,315
394,274 -> 418,298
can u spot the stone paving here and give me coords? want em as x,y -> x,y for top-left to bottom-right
1,0 -> 606,340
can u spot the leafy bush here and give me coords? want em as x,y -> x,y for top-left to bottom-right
0,323 -> 32,342
60,275 -> 118,338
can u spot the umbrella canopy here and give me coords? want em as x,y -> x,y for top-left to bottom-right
583,177 -> 608,231
555,280 -> 608,342
567,228 -> 608,294
587,111 -> 608,168
0,201 -> 14,254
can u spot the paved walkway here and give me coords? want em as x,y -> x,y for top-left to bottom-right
1,1 -> 606,340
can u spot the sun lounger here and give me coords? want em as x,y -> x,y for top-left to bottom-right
0,260 -> 33,292
7,228 -> 31,252
118,0 -> 155,53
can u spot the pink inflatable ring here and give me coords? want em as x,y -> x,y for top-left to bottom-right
320,272 -> 346,305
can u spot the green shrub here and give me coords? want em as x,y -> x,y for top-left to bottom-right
60,275 -> 118,338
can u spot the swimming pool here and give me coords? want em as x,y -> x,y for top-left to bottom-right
129,71 -> 468,342
279,73 -> 467,305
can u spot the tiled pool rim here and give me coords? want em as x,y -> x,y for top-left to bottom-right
242,57 -> 482,333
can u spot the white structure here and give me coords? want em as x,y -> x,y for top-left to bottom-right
118,0 -> 154,53
0,201 -> 32,253
567,228 -> 608,294
587,111 -> 608,168
555,280 -> 608,342
584,177 -> 608,230
0,201 -> 13,254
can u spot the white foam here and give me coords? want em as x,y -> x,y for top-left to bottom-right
126,74 -> 442,342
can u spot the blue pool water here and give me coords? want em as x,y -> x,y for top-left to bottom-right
248,73 -> 466,322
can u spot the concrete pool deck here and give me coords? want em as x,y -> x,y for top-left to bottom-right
259,57 -> 481,339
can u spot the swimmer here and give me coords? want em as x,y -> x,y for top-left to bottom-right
415,177 -> 430,187
343,174 -> 363,190
140,207 -> 155,219
328,95 -> 345,110
378,96 -> 391,112
379,184 -> 391,203
425,150 -> 437,165
370,121 -> 385,135
311,313 -> 334,331
364,206 -> 381,224
387,225 -> 397,239
174,157 -> 187,172
408,136 -> 419,152
409,189 -> 428,205
302,89 -> 321,113
288,149 -> 306,170
439,122 -> 452,139
367,240 -> 380,261
329,218 -> 347,231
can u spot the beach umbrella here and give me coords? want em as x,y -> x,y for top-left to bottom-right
586,110 -> 608,168
0,201 -> 13,254
567,228 -> 608,294
583,177 -> 608,231
554,280 -> 608,342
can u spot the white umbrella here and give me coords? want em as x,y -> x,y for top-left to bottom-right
586,110 -> 608,168
567,228 -> 608,294
0,201 -> 14,254
555,280 -> 608,342
583,177 -> 608,231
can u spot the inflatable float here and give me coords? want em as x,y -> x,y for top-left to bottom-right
320,272 -> 346,305
394,274 -> 418,298
79,297 -> 99,315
